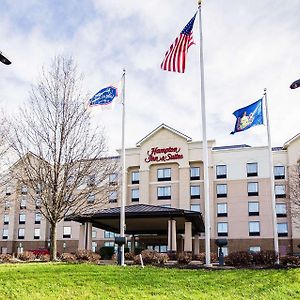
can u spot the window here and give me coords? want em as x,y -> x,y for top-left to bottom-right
3,214 -> 9,225
104,241 -> 114,247
92,242 -> 97,253
19,214 -> 26,225
190,167 -> 200,180
274,166 -> 285,180
35,198 -> 41,209
92,230 -> 97,239
275,184 -> 286,198
131,189 -> 139,202
217,203 -> 227,217
277,223 -> 288,237
20,197 -> 26,209
249,246 -> 261,253
131,171 -> 139,184
276,203 -> 287,217
104,231 -> 118,238
248,202 -> 259,216
109,173 -> 118,185
249,221 -> 260,236
248,182 -> 258,196
109,191 -> 117,203
247,163 -> 258,177
35,183 -> 42,194
190,204 -> 200,212
4,200 -> 9,210
63,226 -> 71,238
34,228 -> 40,239
157,186 -> 171,200
157,168 -> 171,181
18,228 -> 25,239
160,204 -> 171,208
190,185 -> 200,199
217,222 -> 228,236
221,246 -> 228,257
216,165 -> 227,179
87,193 -> 95,203
21,185 -> 28,194
2,229 -> 8,239
216,184 -> 227,198
35,213 -> 42,224
5,186 -> 12,196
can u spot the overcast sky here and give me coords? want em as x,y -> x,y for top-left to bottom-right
1,0 -> 300,155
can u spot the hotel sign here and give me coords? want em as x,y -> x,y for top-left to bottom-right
145,147 -> 183,163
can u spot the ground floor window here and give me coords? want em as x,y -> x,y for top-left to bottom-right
147,245 -> 168,253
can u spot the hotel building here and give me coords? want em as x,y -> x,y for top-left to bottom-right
0,123 -> 299,256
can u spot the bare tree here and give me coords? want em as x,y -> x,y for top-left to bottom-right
288,165 -> 300,228
7,56 -> 117,260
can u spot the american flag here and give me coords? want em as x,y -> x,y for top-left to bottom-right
161,13 -> 197,73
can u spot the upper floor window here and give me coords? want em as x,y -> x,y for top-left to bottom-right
3,214 -> 9,225
217,222 -> 228,237
248,182 -> 258,196
5,186 -> 12,196
216,184 -> 227,198
20,197 -> 27,209
216,165 -> 227,179
249,221 -> 260,236
248,201 -> 259,216
63,226 -> 71,238
217,203 -> 227,217
92,230 -> 97,239
18,228 -> 25,239
190,167 -> 200,180
109,191 -> 117,203
274,166 -> 285,180
2,229 -> 8,239
157,186 -> 171,200
190,204 -> 200,212
277,223 -> 288,237
4,200 -> 9,210
276,203 -> 287,217
131,189 -> 139,202
87,174 -> 96,187
35,197 -> 41,209
35,183 -> 42,194
131,171 -> 139,184
275,184 -> 286,198
109,173 -> 118,185
21,185 -> 28,195
34,228 -> 40,239
247,163 -> 258,177
157,168 -> 171,182
190,185 -> 200,199
19,214 -> 26,225
87,193 -> 95,203
35,213 -> 42,224
104,231 -> 118,239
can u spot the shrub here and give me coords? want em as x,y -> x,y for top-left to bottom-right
60,252 -> 76,263
99,247 -> 115,260
252,250 -> 278,266
177,252 -> 192,265
0,254 -> 13,263
75,250 -> 100,263
225,251 -> 253,266
39,254 -> 50,262
134,247 -> 144,255
18,251 -> 36,261
134,250 -> 168,265
167,252 -> 177,261
280,255 -> 300,266
194,252 -> 218,263
125,252 -> 135,260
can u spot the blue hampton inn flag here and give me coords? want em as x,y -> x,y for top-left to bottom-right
231,99 -> 263,134
89,80 -> 123,110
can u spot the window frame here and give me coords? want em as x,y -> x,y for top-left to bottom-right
3,214 -> 9,225
131,171 -> 140,184
216,184 -> 227,198
190,185 -> 200,199
276,203 -> 287,217
248,201 -> 260,216
249,221 -> 260,236
247,163 -> 258,177
109,191 -> 117,203
274,166 -> 285,180
157,186 -> 171,200
157,168 -> 171,182
63,226 -> 71,239
131,188 -> 139,202
19,213 -> 26,225
217,203 -> 228,217
18,228 -> 25,239
216,165 -> 227,179
190,167 -> 200,180
247,182 -> 259,196
275,184 -> 286,198
34,228 -> 41,240
277,222 -> 288,237
190,204 -> 200,212
217,222 -> 228,237
2,229 -> 8,239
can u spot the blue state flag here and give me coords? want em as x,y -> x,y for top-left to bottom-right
231,99 -> 263,134
89,80 -> 123,110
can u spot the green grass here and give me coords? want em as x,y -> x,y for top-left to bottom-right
0,263 -> 299,300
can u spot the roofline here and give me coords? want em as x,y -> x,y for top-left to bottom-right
283,132 -> 300,149
136,123 -> 192,147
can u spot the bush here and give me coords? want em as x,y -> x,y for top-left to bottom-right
60,253 -> 77,263
134,250 -> 168,265
99,247 -> 115,260
125,252 -> 135,260
280,255 -> 300,266
39,254 -> 50,262
225,251 -> 253,266
18,251 -> 36,261
252,250 -> 278,266
177,252 -> 192,265
75,250 -> 100,263
194,252 -> 218,263
167,252 -> 177,261
0,254 -> 13,263
134,247 -> 144,255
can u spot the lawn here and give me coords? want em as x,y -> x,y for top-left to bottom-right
0,263 -> 299,300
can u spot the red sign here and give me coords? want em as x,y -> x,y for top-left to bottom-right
145,147 -> 183,163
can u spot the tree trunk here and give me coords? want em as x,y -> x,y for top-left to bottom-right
50,222 -> 58,261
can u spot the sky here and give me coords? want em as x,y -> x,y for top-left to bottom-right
1,0 -> 300,155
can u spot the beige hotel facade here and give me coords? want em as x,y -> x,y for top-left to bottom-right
1,123 -> 300,256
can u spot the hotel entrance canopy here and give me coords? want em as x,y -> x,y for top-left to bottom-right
66,204 -> 205,235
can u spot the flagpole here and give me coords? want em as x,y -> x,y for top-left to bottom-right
120,68 -> 126,266
264,88 -> 279,263
198,0 -> 211,266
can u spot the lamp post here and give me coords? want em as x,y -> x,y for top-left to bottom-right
290,79 -> 300,89
0,51 -> 11,65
